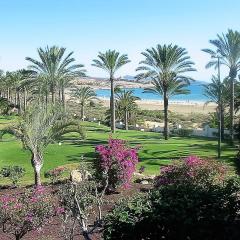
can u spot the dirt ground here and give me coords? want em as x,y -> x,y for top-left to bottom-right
0,183 -> 151,240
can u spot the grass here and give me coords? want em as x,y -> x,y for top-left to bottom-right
0,116 -> 237,186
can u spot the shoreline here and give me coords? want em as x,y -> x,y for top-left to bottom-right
98,97 -> 216,114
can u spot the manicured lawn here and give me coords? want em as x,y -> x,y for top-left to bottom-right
0,117 -> 237,186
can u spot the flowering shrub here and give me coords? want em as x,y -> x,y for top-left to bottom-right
0,186 -> 56,240
0,166 -> 25,187
104,156 -> 240,240
44,166 -> 65,184
155,156 -> 227,187
95,138 -> 139,189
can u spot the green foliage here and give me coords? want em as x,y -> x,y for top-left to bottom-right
104,194 -> 151,240
104,158 -> 240,240
92,50 -> 130,77
0,97 -> 11,114
71,86 -> 97,119
0,166 -> 25,186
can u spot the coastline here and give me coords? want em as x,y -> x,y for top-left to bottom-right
75,78 -> 216,114
98,97 -> 216,114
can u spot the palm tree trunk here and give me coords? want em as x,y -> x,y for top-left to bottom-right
17,91 -> 21,114
45,92 -> 48,107
62,87 -> 66,111
23,87 -> 27,112
7,88 -> 10,101
110,77 -> 115,133
81,104 -> 84,121
14,92 -> 17,106
31,151 -> 43,186
163,91 -> 169,140
124,110 -> 128,130
52,91 -> 55,105
230,76 -> 235,144
58,89 -> 61,102
221,106 -> 224,140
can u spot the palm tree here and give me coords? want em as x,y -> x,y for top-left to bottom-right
26,46 -> 86,108
202,29 -> 240,144
11,104 -> 85,186
71,86 -> 97,120
115,89 -> 140,130
92,50 -> 130,133
203,76 -> 230,140
6,70 -> 34,113
136,44 -> 196,140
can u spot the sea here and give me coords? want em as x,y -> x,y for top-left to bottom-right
95,82 -> 208,103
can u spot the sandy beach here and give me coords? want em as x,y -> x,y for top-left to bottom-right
74,78 -> 216,114
99,97 -> 216,114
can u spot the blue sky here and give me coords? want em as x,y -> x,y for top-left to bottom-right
0,0 -> 239,81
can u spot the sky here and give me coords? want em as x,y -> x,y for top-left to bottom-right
0,0 -> 239,81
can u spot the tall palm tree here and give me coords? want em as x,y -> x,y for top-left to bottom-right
136,44 -> 196,140
71,86 -> 97,120
203,76 -> 230,140
92,50 -> 130,133
202,29 -> 240,144
26,46 -> 86,108
115,89 -> 140,130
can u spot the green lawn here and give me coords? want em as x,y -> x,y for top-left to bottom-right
0,116 -> 237,186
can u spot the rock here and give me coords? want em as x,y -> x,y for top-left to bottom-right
70,170 -> 83,183
133,172 -> 145,178
146,175 -> 156,180
70,169 -> 92,183
140,180 -> 149,185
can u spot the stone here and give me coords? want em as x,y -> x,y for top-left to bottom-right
70,169 -> 92,183
140,180 -> 149,185
133,172 -> 145,178
70,170 -> 83,183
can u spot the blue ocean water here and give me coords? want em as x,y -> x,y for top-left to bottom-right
95,83 -> 208,102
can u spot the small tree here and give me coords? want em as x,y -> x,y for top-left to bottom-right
115,89 -> 140,130
71,86 -> 97,120
11,103 -> 85,186
59,179 -> 108,240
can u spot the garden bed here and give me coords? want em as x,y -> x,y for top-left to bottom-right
0,183 -> 151,240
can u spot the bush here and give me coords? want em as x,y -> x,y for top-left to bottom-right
44,166 -> 65,184
0,186 -> 56,240
104,194 -> 151,240
103,156 -> 240,240
95,138 -> 139,189
0,166 -> 25,187
155,156 -> 227,187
